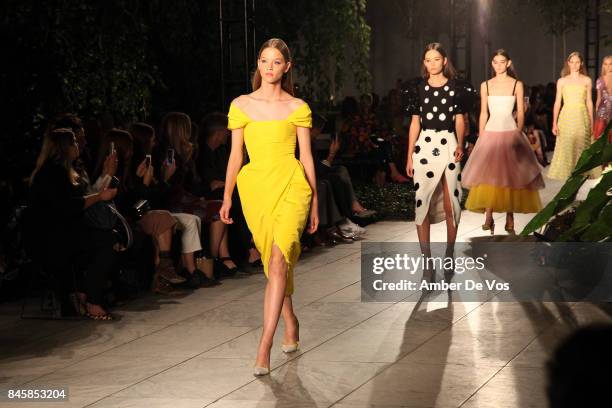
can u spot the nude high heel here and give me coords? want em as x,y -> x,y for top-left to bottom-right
253,366 -> 270,376
281,318 -> 300,353
281,342 -> 299,353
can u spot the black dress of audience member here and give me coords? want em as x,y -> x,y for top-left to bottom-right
312,113 -> 376,220
28,128 -> 118,320
157,112 -> 241,276
197,112 -> 262,267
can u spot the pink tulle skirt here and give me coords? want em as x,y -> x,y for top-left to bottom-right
462,129 -> 545,190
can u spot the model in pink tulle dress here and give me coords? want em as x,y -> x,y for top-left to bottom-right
462,78 -> 545,233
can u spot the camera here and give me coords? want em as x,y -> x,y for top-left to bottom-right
166,148 -> 175,164
145,154 -> 152,167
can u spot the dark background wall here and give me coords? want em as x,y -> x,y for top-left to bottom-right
365,1 -> 612,94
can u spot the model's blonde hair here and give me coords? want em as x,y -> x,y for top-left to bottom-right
561,51 -> 588,77
601,55 -> 612,77
252,38 -> 294,95
160,112 -> 193,161
30,128 -> 79,185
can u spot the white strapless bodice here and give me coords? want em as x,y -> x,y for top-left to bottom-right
485,95 -> 517,131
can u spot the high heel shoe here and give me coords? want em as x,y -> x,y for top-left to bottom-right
482,220 -> 495,235
253,366 -> 270,376
281,318 -> 300,353
281,342 -> 299,353
505,224 -> 515,234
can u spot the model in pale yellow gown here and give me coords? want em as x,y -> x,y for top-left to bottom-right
228,102 -> 312,295
548,84 -> 592,180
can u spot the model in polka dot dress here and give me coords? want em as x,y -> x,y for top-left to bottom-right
405,43 -> 466,258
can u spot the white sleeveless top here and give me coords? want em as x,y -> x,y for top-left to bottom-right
485,95 -> 517,131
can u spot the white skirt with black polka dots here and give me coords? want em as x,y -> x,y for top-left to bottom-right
412,129 -> 462,227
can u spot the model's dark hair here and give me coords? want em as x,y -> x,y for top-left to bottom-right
252,38 -> 294,95
421,42 -> 456,80
492,49 -> 518,79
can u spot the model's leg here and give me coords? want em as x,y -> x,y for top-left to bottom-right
281,295 -> 299,346
441,174 -> 458,256
255,244 -> 287,369
416,212 -> 433,282
505,212 -> 515,233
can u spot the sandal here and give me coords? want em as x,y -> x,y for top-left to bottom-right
85,303 -> 114,321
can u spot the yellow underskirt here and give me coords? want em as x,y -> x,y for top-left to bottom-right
465,184 -> 542,214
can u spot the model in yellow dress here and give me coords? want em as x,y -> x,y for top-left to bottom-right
548,52 -> 594,181
548,85 -> 592,180
227,101 -> 313,295
220,38 -> 318,377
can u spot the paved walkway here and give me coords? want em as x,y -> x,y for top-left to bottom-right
1,176 -> 608,407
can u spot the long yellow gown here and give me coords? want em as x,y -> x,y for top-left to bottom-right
548,84 -> 592,180
228,102 -> 313,296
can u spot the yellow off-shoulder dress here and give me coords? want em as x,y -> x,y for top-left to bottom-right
228,102 -> 313,296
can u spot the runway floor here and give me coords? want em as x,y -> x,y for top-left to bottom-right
1,175 -> 609,407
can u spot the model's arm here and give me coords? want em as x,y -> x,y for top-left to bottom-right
552,79 -> 564,136
219,128 -> 244,224
586,78 -> 594,129
406,115 -> 421,177
516,81 -> 525,130
595,87 -> 602,117
297,126 -> 319,234
454,112 -> 465,163
479,82 -> 488,136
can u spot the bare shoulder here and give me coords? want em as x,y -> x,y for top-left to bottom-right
289,97 -> 307,110
231,95 -> 250,109
515,80 -> 524,90
582,75 -> 592,86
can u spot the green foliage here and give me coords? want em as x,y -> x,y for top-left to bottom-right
521,120 -> 612,242
525,0 -> 588,36
1,0 -> 371,139
258,0 -> 372,103
2,1 -> 159,127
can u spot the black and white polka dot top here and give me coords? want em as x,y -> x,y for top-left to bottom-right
418,80 -> 460,132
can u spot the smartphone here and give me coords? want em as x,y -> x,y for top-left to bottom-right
145,154 -> 152,167
110,141 -> 116,155
109,176 -> 120,189
166,148 -> 174,165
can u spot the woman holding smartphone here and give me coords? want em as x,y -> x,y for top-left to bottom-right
220,38 -> 318,376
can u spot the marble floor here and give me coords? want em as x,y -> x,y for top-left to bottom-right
1,176 -> 609,408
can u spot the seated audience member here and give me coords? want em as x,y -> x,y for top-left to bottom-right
198,112 -> 262,267
312,113 -> 372,233
548,324 -> 612,408
157,112 -> 241,277
129,123 -> 219,289
337,95 -> 409,185
47,113 -> 117,193
29,128 -> 117,320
